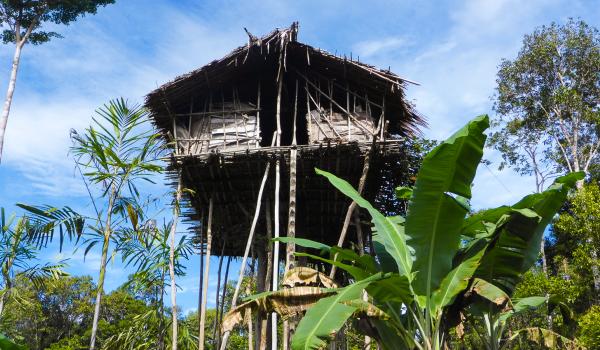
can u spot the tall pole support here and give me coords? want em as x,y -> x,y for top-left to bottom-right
212,243 -> 226,344
283,80 -> 299,350
272,39 -> 286,350
220,134 -> 277,350
197,209 -> 205,350
199,197 -> 213,350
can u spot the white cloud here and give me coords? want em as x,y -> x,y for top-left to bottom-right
353,36 -> 409,58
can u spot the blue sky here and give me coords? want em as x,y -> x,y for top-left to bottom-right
0,0 -> 598,315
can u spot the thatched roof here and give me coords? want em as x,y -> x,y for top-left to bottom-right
145,22 -> 425,137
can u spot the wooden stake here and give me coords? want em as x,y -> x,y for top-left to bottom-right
199,197 -> 213,350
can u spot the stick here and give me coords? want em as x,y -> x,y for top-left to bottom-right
199,197 -> 213,350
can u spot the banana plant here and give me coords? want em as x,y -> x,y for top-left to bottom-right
463,279 -> 583,349
222,115 -> 583,350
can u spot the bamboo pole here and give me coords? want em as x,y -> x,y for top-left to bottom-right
219,133 -> 277,350
199,198 -> 213,350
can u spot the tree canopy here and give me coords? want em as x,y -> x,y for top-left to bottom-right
491,18 -> 600,190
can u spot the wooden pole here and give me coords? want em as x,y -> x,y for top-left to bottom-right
212,243 -> 226,343
197,210 -> 205,350
199,197 -> 213,350
169,172 -> 183,350
329,150 -> 372,279
261,205 -> 274,350
219,133 -> 277,350
272,43 -> 285,350
283,80 -> 299,350
218,255 -> 232,331
256,81 -> 261,148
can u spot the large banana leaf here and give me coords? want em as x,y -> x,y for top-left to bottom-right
511,172 -> 584,270
291,273 -> 384,350
474,172 -> 583,295
473,208 -> 541,294
316,169 -> 412,277
431,238 -> 488,313
406,115 -> 489,298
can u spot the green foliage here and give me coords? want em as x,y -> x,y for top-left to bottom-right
578,305 -> 600,349
490,19 -> 600,188
0,0 -> 114,45
227,116 -> 581,350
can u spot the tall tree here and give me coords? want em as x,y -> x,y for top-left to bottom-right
491,18 -> 600,190
0,0 -> 114,162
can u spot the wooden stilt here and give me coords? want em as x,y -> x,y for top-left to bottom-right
212,243 -> 226,343
283,80 -> 299,350
199,197 -> 213,350
246,277 -> 254,350
165,171 -> 184,350
218,255 -> 231,330
220,133 -> 277,350
261,205 -> 274,350
197,210 -> 205,350
272,42 -> 285,350
329,150 -> 372,279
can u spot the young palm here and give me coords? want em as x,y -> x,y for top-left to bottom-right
0,208 -> 67,316
118,220 -> 194,350
19,99 -> 161,350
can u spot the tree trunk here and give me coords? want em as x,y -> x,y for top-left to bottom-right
89,234 -> 110,350
0,42 -> 23,162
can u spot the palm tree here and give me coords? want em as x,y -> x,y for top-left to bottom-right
118,220 -> 194,350
19,99 -> 161,350
0,208 -> 67,316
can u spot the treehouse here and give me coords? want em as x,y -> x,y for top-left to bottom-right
145,23 -> 424,258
